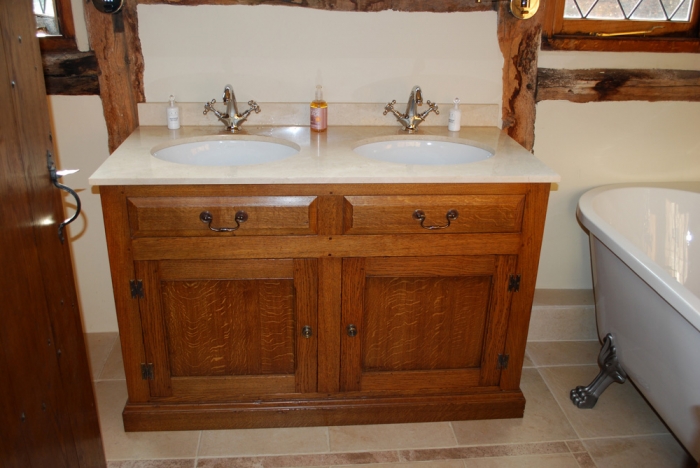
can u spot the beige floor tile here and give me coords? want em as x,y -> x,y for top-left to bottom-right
86,332 -> 118,379
337,462 -> 463,468
329,422 -> 457,452
527,306 -> 597,341
95,380 -> 200,460
452,369 -> 577,445
108,461 -> 195,468
99,339 -> 126,380
463,453 -> 580,467
538,366 -> 669,439
584,434 -> 695,468
527,341 -> 601,367
522,348 -> 535,368
198,426 -> 330,457
533,289 -> 594,307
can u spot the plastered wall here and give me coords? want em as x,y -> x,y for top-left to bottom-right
55,3 -> 700,331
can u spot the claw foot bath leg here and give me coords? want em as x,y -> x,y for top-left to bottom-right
570,333 -> 627,409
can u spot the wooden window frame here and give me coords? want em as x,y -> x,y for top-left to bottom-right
38,0 -> 78,52
542,0 -> 700,52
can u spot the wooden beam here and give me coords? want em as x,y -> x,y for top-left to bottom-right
536,68 -> 700,103
42,50 -> 99,95
84,0 -> 144,153
135,0 -> 491,12
497,3 -> 543,152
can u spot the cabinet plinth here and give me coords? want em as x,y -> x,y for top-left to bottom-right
100,183 -> 550,431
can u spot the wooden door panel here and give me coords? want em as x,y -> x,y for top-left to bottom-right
363,275 -> 492,372
341,255 -> 513,394
137,258 -> 317,400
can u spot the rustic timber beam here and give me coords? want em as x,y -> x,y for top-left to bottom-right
497,2 -> 542,152
135,0 -> 491,13
84,0 -> 144,153
537,68 -> 700,103
42,50 -> 100,95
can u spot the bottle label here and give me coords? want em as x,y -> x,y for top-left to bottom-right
310,107 -> 327,131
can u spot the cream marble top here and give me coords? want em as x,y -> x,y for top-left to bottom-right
88,126 -> 560,186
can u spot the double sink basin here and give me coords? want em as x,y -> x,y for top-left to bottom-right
151,134 -> 494,167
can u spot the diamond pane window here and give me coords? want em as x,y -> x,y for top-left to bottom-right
564,0 -> 694,20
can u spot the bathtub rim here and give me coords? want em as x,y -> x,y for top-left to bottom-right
577,182 -> 700,334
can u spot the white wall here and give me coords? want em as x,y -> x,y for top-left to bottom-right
137,5 -> 503,105
48,96 -> 117,332
56,4 -> 700,331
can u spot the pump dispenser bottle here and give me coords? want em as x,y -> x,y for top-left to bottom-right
448,98 -> 461,132
310,85 -> 328,132
167,95 -> 180,130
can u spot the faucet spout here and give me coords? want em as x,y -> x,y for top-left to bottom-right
203,84 -> 261,133
383,85 -> 438,133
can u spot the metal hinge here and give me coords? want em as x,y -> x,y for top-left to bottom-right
141,363 -> 154,380
498,354 -> 510,369
130,280 -> 144,298
508,275 -> 521,292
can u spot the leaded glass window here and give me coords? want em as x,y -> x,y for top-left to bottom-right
564,0 -> 694,21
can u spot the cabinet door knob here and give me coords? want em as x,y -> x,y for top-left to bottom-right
346,324 -> 358,337
301,325 -> 312,338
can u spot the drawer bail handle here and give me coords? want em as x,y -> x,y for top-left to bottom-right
412,209 -> 459,230
199,210 -> 248,232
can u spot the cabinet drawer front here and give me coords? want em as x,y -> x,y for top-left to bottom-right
128,196 -> 317,237
343,195 -> 524,235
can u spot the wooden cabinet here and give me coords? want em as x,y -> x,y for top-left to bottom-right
100,183 -> 549,431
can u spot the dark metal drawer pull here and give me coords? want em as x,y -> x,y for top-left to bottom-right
347,324 -> 358,337
199,210 -> 248,232
412,209 -> 458,230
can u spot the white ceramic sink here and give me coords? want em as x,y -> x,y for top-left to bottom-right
353,138 -> 493,165
151,137 -> 300,166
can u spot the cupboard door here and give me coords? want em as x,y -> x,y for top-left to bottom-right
340,256 -> 516,393
135,258 -> 317,401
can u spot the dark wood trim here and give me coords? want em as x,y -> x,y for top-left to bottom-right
542,35 -> 700,53
536,68 -> 700,103
42,50 -> 100,95
497,2 -> 543,152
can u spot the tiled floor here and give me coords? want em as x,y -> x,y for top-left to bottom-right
86,333 -> 697,468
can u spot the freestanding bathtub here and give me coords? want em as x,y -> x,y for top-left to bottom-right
577,183 -> 700,461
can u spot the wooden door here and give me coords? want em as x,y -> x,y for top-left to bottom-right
0,1 -> 105,467
340,255 -> 517,393
135,258 -> 318,401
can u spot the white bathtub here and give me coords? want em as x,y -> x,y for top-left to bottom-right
577,183 -> 700,461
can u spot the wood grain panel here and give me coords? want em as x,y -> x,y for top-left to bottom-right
361,369 -> 481,392
365,256 -> 495,277
168,375 -> 296,401
362,276 -> 491,372
132,233 -> 522,260
127,196 -> 317,237
344,195 -> 525,235
162,279 -> 295,377
135,261 -> 173,397
340,258 -> 365,392
159,259 -> 294,280
121,391 -> 525,432
294,259 -> 318,393
318,257 -> 342,393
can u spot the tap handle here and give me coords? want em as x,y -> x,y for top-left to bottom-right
248,100 -> 261,114
426,100 -> 439,115
203,99 -> 216,115
383,100 -> 397,116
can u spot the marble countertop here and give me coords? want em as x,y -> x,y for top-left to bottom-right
88,125 -> 560,185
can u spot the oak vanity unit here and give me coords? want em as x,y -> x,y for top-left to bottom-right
90,126 -> 559,432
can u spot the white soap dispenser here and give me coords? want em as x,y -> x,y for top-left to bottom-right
448,98 -> 461,132
167,95 -> 180,130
